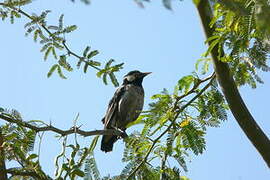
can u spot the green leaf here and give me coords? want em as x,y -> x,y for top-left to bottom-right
109,73 -> 119,87
52,47 -> 57,59
62,163 -> 69,171
0,107 -> 4,112
53,42 -> 64,50
64,25 -> 77,33
58,14 -> 64,30
83,63 -> 88,73
48,25 -> 59,30
163,0 -> 172,10
89,61 -> 101,67
205,35 -> 220,44
44,46 -> 53,60
89,136 -> 100,153
27,153 -> 38,160
83,46 -> 90,57
47,64 -> 59,78
102,73 -> 108,85
178,75 -> 194,93
87,50 -> 99,59
204,38 -> 220,57
59,55 -> 73,71
40,43 -> 52,52
195,58 -> 211,74
57,66 -> 67,79
105,59 -> 114,69
77,58 -> 83,69
96,69 -> 106,78
174,155 -> 188,172
72,168 -> 85,177
193,0 -> 201,6
126,115 -> 144,128
33,29 -> 41,42
86,155 -> 100,180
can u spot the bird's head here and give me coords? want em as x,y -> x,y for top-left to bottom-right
123,70 -> 151,86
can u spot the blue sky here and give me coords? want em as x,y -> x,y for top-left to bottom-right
0,0 -> 269,179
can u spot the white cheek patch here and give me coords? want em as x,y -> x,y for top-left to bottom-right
126,75 -> 135,82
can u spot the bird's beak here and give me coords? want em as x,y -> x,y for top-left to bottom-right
141,72 -> 152,77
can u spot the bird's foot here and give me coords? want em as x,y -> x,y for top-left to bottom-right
121,131 -> 128,138
116,128 -> 128,138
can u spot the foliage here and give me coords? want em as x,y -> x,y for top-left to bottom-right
0,0 -> 123,87
206,0 -> 270,88
0,0 -> 269,180
0,109 -> 50,179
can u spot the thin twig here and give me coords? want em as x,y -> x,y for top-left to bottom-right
37,131 -> 45,161
176,72 -> 215,101
0,2 -> 101,71
160,152 -> 168,180
0,114 -> 125,137
5,168 -> 52,180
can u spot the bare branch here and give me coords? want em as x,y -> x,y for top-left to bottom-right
5,168 -> 52,180
0,114 -> 125,137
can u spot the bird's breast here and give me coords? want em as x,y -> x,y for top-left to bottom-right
118,85 -> 144,127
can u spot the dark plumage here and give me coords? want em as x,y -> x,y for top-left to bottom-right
101,70 -> 151,152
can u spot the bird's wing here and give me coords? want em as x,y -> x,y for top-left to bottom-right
103,85 -> 126,128
118,85 -> 144,127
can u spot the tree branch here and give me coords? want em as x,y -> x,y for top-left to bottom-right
5,168 -> 52,180
0,128 -> 8,180
0,114 -> 125,137
160,153 -> 168,180
0,2 -> 101,71
127,76 -> 215,179
196,0 -> 270,168
176,72 -> 215,101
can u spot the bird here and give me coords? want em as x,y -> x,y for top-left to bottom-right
101,70 -> 151,152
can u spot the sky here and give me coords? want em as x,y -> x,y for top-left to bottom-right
0,0 -> 269,179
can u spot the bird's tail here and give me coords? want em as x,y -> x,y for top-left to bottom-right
101,135 -> 118,152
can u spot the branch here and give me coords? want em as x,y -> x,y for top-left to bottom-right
0,114 -> 125,137
176,72 -> 215,101
196,0 -> 270,168
127,75 -> 215,179
160,153 -> 168,180
0,2 -> 101,71
5,168 -> 52,180
0,128 -> 8,180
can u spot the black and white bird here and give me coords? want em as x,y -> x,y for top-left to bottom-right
101,70 -> 151,152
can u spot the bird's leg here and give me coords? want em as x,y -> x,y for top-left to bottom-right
114,128 -> 128,139
109,125 -> 127,138
119,128 -> 128,138
121,130 -> 128,138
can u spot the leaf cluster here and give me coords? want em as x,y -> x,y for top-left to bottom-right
205,0 -> 270,88
118,73 -> 227,179
0,108 -> 49,179
0,2 -> 124,86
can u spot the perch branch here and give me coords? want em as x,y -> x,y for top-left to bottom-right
0,114 -> 125,137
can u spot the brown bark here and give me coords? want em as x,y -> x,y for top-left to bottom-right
0,128 -> 8,180
196,0 -> 270,168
